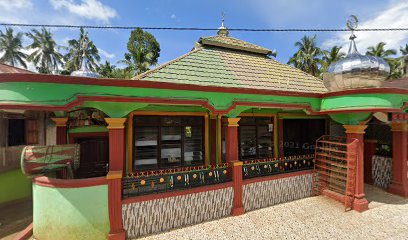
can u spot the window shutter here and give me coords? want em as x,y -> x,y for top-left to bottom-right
25,119 -> 39,145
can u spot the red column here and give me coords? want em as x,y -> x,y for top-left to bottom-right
388,122 -> 408,197
105,118 -> 127,240
231,161 -> 244,216
224,118 -> 240,163
51,118 -> 68,145
344,125 -> 369,212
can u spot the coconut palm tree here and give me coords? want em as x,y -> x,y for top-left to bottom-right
288,35 -> 322,77
120,46 -> 152,76
0,28 -> 27,68
366,42 -> 398,79
64,27 -> 100,73
321,46 -> 345,73
122,28 -> 160,76
400,44 -> 408,76
366,42 -> 396,59
26,27 -> 63,74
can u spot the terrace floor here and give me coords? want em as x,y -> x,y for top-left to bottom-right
139,184 -> 408,240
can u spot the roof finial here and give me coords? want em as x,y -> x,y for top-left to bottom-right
217,12 -> 229,36
346,15 -> 359,55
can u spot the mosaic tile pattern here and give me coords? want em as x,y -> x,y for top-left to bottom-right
243,174 -> 313,212
122,187 -> 233,239
372,155 -> 392,189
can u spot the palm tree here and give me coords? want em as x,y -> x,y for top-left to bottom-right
288,35 -> 322,77
26,27 -> 63,74
321,46 -> 345,72
122,28 -> 160,76
366,42 -> 396,59
400,44 -> 408,76
0,28 -> 27,68
97,60 -> 116,78
120,46 -> 152,75
366,42 -> 398,79
64,27 -> 100,72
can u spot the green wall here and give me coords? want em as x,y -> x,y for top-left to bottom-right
33,184 -> 110,240
0,169 -> 32,204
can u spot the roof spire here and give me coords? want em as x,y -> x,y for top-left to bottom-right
217,12 -> 229,36
346,15 -> 359,55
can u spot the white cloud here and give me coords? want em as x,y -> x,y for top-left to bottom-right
0,0 -> 32,11
49,0 -> 118,23
98,48 -> 115,59
322,1 -> 408,55
171,14 -> 177,19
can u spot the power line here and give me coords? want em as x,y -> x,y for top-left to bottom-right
1,23 -> 408,32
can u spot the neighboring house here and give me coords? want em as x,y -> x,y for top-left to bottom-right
0,63 -> 55,205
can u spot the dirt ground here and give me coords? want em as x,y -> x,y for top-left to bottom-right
0,198 -> 32,240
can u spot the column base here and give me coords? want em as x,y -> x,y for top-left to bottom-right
388,182 -> 408,197
353,198 -> 369,212
108,230 -> 125,240
232,207 -> 245,216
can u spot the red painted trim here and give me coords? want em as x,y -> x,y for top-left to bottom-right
56,126 -> 67,145
243,170 -> 314,185
122,181 -> 233,204
32,176 -> 107,188
231,161 -> 244,216
321,189 -> 346,203
13,222 -> 33,240
69,132 -> 108,144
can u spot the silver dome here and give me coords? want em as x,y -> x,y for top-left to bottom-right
322,35 -> 390,91
70,57 -> 100,78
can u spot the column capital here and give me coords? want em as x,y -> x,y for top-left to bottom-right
390,122 -> 408,132
343,124 -> 368,134
51,117 -> 68,127
105,118 -> 127,129
231,160 -> 243,166
106,170 -> 123,180
223,117 -> 240,127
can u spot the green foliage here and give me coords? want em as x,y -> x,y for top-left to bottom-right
320,46 -> 345,73
26,27 -> 63,73
121,28 -> 160,76
0,28 -> 27,68
288,35 -> 322,77
97,60 -> 135,79
64,27 -> 100,72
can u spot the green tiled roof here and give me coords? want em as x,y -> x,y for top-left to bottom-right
199,35 -> 272,55
135,36 -> 327,94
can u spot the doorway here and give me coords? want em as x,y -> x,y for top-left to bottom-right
71,134 -> 109,178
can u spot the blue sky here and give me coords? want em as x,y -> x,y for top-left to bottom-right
1,0 -> 407,69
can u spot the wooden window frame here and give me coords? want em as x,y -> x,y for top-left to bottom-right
238,113 -> 278,160
127,111 -> 209,173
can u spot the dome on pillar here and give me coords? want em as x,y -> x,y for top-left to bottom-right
322,16 -> 390,91
71,55 -> 100,78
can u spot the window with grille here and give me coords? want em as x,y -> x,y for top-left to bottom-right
133,116 -> 204,170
